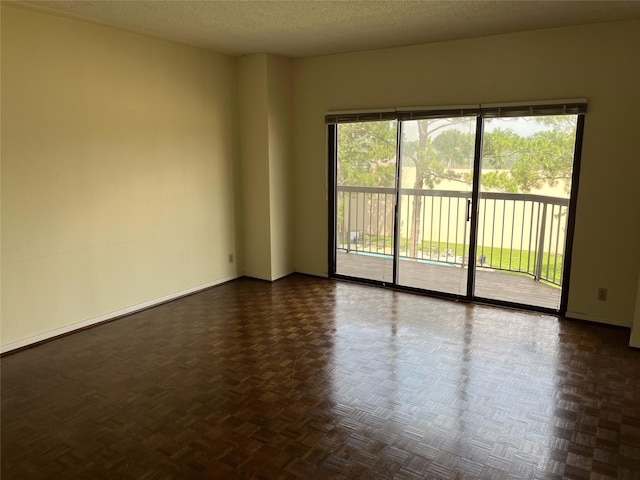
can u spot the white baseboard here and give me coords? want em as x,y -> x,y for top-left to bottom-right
565,310 -> 630,327
630,340 -> 640,349
0,275 -> 237,354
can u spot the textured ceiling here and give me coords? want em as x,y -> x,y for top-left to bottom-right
14,0 -> 640,58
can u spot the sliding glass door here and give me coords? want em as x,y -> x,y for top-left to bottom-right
328,102 -> 585,313
396,116 -> 477,295
334,119 -> 398,283
474,115 -> 579,310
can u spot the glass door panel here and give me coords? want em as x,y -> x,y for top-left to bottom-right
396,117 -> 477,295
335,120 -> 398,282
475,115 -> 578,310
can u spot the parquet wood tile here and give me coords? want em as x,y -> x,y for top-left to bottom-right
1,274 -> 639,479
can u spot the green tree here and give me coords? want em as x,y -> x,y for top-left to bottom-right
337,121 -> 397,187
481,116 -> 577,193
431,129 -> 475,168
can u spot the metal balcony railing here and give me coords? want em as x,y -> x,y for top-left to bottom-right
336,186 -> 569,286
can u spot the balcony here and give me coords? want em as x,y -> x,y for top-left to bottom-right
336,186 -> 569,310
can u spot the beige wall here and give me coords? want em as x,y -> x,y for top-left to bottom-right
238,54 -> 272,280
267,55 -> 294,280
1,5 -> 239,350
293,20 -> 640,327
238,53 -> 294,281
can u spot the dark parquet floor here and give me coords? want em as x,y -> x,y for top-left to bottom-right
1,274 -> 639,479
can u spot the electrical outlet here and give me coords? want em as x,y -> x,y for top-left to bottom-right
228,253 -> 234,263
597,287 -> 608,301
